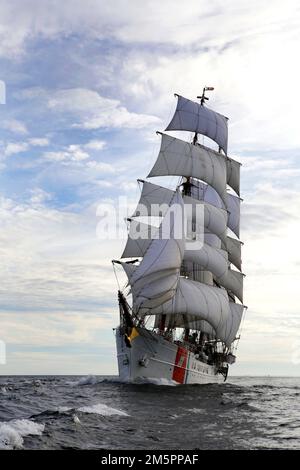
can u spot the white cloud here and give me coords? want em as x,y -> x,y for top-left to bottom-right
241,182 -> 300,337
46,87 -> 161,129
0,0 -> 299,57
0,194 -> 123,321
43,144 -> 89,162
29,188 -> 52,206
2,137 -> 49,160
84,139 -> 106,150
0,311 -> 114,347
1,0 -> 300,375
1,119 -> 28,135
86,160 -> 115,173
28,137 -> 50,147
4,141 -> 29,157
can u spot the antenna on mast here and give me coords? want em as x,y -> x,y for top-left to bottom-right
198,86 -> 214,106
193,86 -> 215,145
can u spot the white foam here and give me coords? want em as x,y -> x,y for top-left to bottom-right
72,414 -> 81,424
134,377 -> 178,386
69,375 -> 99,386
78,403 -> 129,417
189,408 -> 205,414
0,419 -> 45,450
56,406 -> 72,413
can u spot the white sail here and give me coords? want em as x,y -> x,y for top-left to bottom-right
125,191 -> 185,311
184,195 -> 227,243
227,157 -> 241,196
190,179 -> 224,209
184,244 -> 228,279
227,193 -> 241,238
155,314 -> 216,337
217,268 -> 244,303
153,303 -> 244,347
188,319 -> 216,337
148,133 -> 227,200
190,180 -> 241,238
223,302 -> 244,346
132,180 -> 174,217
131,181 -> 227,242
181,261 -> 214,285
150,277 -> 231,344
165,95 -> 228,154
121,220 -> 153,258
122,219 -> 228,279
226,236 -> 242,271
204,232 -> 222,249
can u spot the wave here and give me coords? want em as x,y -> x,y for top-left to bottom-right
78,403 -> 129,417
68,375 -> 179,387
125,377 -> 178,386
68,375 -> 99,386
0,419 -> 44,450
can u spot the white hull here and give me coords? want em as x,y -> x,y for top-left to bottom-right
116,326 -> 225,385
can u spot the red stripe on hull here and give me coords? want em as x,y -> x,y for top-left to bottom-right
172,346 -> 188,384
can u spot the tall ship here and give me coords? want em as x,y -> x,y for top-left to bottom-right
113,88 -> 246,384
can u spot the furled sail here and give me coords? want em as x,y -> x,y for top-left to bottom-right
148,133 -> 227,200
165,94 -> 228,154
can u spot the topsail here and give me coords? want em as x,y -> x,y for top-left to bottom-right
165,94 -> 228,154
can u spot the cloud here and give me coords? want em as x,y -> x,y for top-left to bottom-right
2,137 -> 50,159
47,88 -> 161,129
0,0 -> 299,57
86,160 -> 115,173
1,119 -> 28,135
1,0 -> 300,375
84,139 -> 106,150
0,193 -> 124,320
4,141 -> 29,157
43,144 -> 89,162
29,188 -> 52,206
28,137 -> 50,147
240,182 -> 300,342
0,311 -> 114,347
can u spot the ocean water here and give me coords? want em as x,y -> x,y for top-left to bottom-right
0,376 -> 299,450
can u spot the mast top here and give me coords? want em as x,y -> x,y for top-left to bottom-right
197,86 -> 214,106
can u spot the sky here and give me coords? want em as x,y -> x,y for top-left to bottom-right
0,0 -> 300,376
